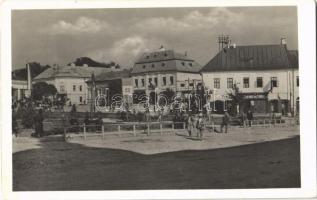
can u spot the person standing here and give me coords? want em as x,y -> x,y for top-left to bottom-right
247,109 -> 253,127
34,109 -> 44,137
220,111 -> 230,133
240,112 -> 246,127
196,113 -> 204,139
187,114 -> 194,137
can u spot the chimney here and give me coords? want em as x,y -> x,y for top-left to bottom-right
280,37 -> 287,45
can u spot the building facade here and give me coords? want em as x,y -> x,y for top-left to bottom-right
12,80 -> 28,101
86,69 -> 132,111
201,44 -> 299,115
33,65 -> 114,105
131,49 -> 202,104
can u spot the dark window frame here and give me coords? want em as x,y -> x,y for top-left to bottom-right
243,77 -> 249,88
256,77 -> 263,88
214,78 -> 220,89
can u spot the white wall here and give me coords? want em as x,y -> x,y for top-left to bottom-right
54,77 -> 88,105
202,69 -> 299,113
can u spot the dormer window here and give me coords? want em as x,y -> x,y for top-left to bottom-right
161,62 -> 165,67
189,63 -> 193,67
146,55 -> 149,59
181,62 -> 185,66
143,65 -> 146,69
151,64 -> 155,68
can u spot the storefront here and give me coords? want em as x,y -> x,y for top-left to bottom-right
241,92 -> 268,113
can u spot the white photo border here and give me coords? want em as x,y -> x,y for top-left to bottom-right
1,0 -> 316,199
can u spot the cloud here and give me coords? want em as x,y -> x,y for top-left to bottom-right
41,16 -> 109,35
85,36 -> 165,67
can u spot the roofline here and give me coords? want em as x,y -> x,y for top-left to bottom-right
131,70 -> 201,75
201,66 -> 299,73
135,58 -> 194,64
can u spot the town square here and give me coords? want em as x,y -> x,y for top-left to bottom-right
10,5 -> 302,191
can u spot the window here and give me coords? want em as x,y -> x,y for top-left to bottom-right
134,79 -> 139,87
180,83 -> 185,87
227,78 -> 233,88
79,96 -> 82,103
162,77 -> 166,86
271,77 -> 278,87
296,76 -> 299,87
189,83 -> 194,87
60,85 -> 65,93
181,62 -> 185,66
79,85 -> 82,91
154,77 -> 158,86
243,77 -> 249,88
73,85 -> 76,91
214,78 -> 220,89
146,55 -> 149,59
141,79 -> 145,87
170,76 -> 174,85
256,77 -> 263,88
189,63 -> 193,67
161,62 -> 165,67
143,65 -> 146,69
149,78 -> 152,85
151,64 -> 155,68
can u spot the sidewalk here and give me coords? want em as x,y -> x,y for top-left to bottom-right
67,126 -> 299,155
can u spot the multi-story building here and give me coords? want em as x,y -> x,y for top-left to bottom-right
33,64 -> 114,105
200,43 -> 299,115
131,48 -> 202,103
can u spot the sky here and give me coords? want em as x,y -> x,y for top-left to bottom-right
12,6 -> 298,70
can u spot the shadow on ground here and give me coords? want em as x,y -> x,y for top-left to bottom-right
13,135 -> 300,191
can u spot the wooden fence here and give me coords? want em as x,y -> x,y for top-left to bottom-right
64,121 -> 186,141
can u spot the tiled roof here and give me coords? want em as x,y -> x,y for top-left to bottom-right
33,65 -> 116,80
201,44 -> 298,72
87,69 -> 132,82
287,50 -> 298,69
131,49 -> 202,74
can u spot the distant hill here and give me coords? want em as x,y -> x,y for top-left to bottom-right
12,62 -> 51,80
68,57 -> 121,69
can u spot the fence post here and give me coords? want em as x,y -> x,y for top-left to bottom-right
183,122 -> 186,130
83,124 -> 86,140
102,125 -> 104,139
160,123 -> 163,136
147,123 -> 150,136
133,125 -> 136,136
172,123 -> 175,134
118,125 -> 121,137
63,127 -> 67,141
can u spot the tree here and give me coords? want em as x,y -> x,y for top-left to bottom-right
32,82 -> 57,101
227,83 -> 244,116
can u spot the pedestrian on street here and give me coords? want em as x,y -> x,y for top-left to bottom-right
240,112 -> 246,127
187,114 -> 194,137
34,109 -> 44,137
247,109 -> 253,127
220,111 -> 230,133
196,113 -> 205,139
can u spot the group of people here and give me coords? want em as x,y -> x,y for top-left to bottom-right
185,109 -> 255,140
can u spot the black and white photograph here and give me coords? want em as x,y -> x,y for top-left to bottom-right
2,0 -> 316,199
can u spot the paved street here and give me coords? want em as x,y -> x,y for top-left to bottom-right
13,126 -> 300,191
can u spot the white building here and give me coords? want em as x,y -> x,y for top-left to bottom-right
33,65 -> 115,105
131,49 -> 202,103
201,44 -> 299,115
